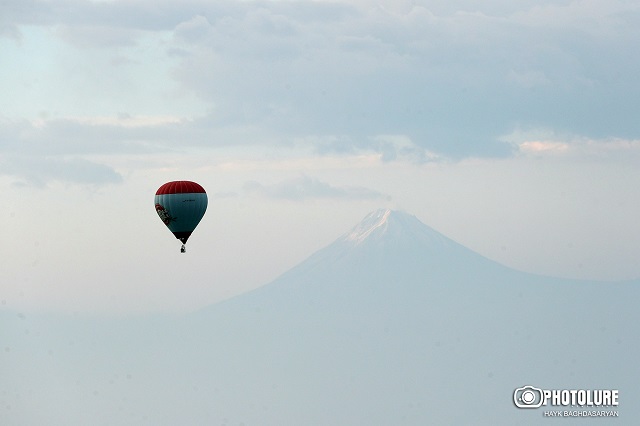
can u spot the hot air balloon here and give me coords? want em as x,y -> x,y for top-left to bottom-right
154,181 -> 208,253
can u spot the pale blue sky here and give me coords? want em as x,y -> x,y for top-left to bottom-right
2,0 -> 640,313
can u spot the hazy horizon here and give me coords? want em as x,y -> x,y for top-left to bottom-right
2,207 -> 637,424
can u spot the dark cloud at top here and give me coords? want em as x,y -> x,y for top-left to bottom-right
2,0 -> 201,31
3,0 -> 640,160
167,1 -> 640,158
1,0 -> 244,48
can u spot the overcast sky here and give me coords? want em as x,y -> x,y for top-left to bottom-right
2,0 -> 640,314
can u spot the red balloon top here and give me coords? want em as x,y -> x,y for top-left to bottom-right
156,181 -> 206,195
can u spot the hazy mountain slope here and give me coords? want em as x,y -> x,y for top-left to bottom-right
2,209 -> 638,425
182,209 -> 639,424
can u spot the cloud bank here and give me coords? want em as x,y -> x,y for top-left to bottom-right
2,0 -> 640,185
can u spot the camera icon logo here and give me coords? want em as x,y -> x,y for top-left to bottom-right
514,385 -> 544,408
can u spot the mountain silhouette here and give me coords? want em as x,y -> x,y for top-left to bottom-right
221,209 -> 511,302
183,209 -> 640,425
2,209 -> 639,425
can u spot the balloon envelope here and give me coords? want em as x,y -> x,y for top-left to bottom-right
154,181 -> 208,244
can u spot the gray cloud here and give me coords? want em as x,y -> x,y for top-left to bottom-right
0,118 -> 134,186
0,154 -> 122,187
0,114 -> 283,171
3,0 -> 639,159
55,25 -> 140,49
244,175 -> 386,201
0,117 -> 166,156
167,0 -> 640,157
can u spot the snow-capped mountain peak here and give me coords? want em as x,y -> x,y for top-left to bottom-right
345,208 -> 393,243
259,208 -> 505,293
341,208 -> 454,250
